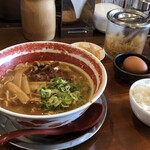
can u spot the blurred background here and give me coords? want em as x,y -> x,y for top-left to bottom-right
0,0 -> 149,39
0,0 -> 134,27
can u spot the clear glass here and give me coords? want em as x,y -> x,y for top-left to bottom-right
104,20 -> 149,59
21,0 -> 56,41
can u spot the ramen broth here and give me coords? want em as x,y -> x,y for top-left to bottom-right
0,61 -> 93,115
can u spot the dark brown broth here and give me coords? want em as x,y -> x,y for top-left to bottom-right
0,61 -> 92,115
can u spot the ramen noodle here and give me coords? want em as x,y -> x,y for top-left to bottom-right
0,61 -> 92,115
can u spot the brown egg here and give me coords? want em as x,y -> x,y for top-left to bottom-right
123,56 -> 148,74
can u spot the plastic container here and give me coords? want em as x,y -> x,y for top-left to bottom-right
21,0 -> 56,41
103,8 -> 150,59
94,3 -> 121,33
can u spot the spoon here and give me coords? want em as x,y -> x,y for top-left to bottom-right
0,103 -> 104,145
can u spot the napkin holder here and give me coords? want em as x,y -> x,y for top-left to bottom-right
61,0 -> 96,37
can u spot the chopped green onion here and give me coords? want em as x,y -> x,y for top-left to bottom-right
36,77 -> 90,113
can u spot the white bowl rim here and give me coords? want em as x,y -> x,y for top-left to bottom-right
0,41 -> 107,119
129,78 -> 150,115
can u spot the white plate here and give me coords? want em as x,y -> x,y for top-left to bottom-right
0,95 -> 107,150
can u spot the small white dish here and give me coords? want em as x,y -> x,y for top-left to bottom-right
129,78 -> 150,126
71,42 -> 105,61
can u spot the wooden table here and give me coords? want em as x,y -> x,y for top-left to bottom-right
0,27 -> 150,150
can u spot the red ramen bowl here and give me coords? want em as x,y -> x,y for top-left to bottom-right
0,41 -> 107,129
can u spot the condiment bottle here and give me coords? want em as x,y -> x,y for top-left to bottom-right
103,8 -> 150,59
132,0 -> 150,14
21,0 -> 56,41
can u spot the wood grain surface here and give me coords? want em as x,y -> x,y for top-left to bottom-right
0,27 -> 150,150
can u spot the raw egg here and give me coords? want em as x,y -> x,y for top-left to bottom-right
123,56 -> 148,74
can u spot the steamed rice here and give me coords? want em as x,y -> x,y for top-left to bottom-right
132,82 -> 150,112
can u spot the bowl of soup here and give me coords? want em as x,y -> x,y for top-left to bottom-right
0,41 -> 107,129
